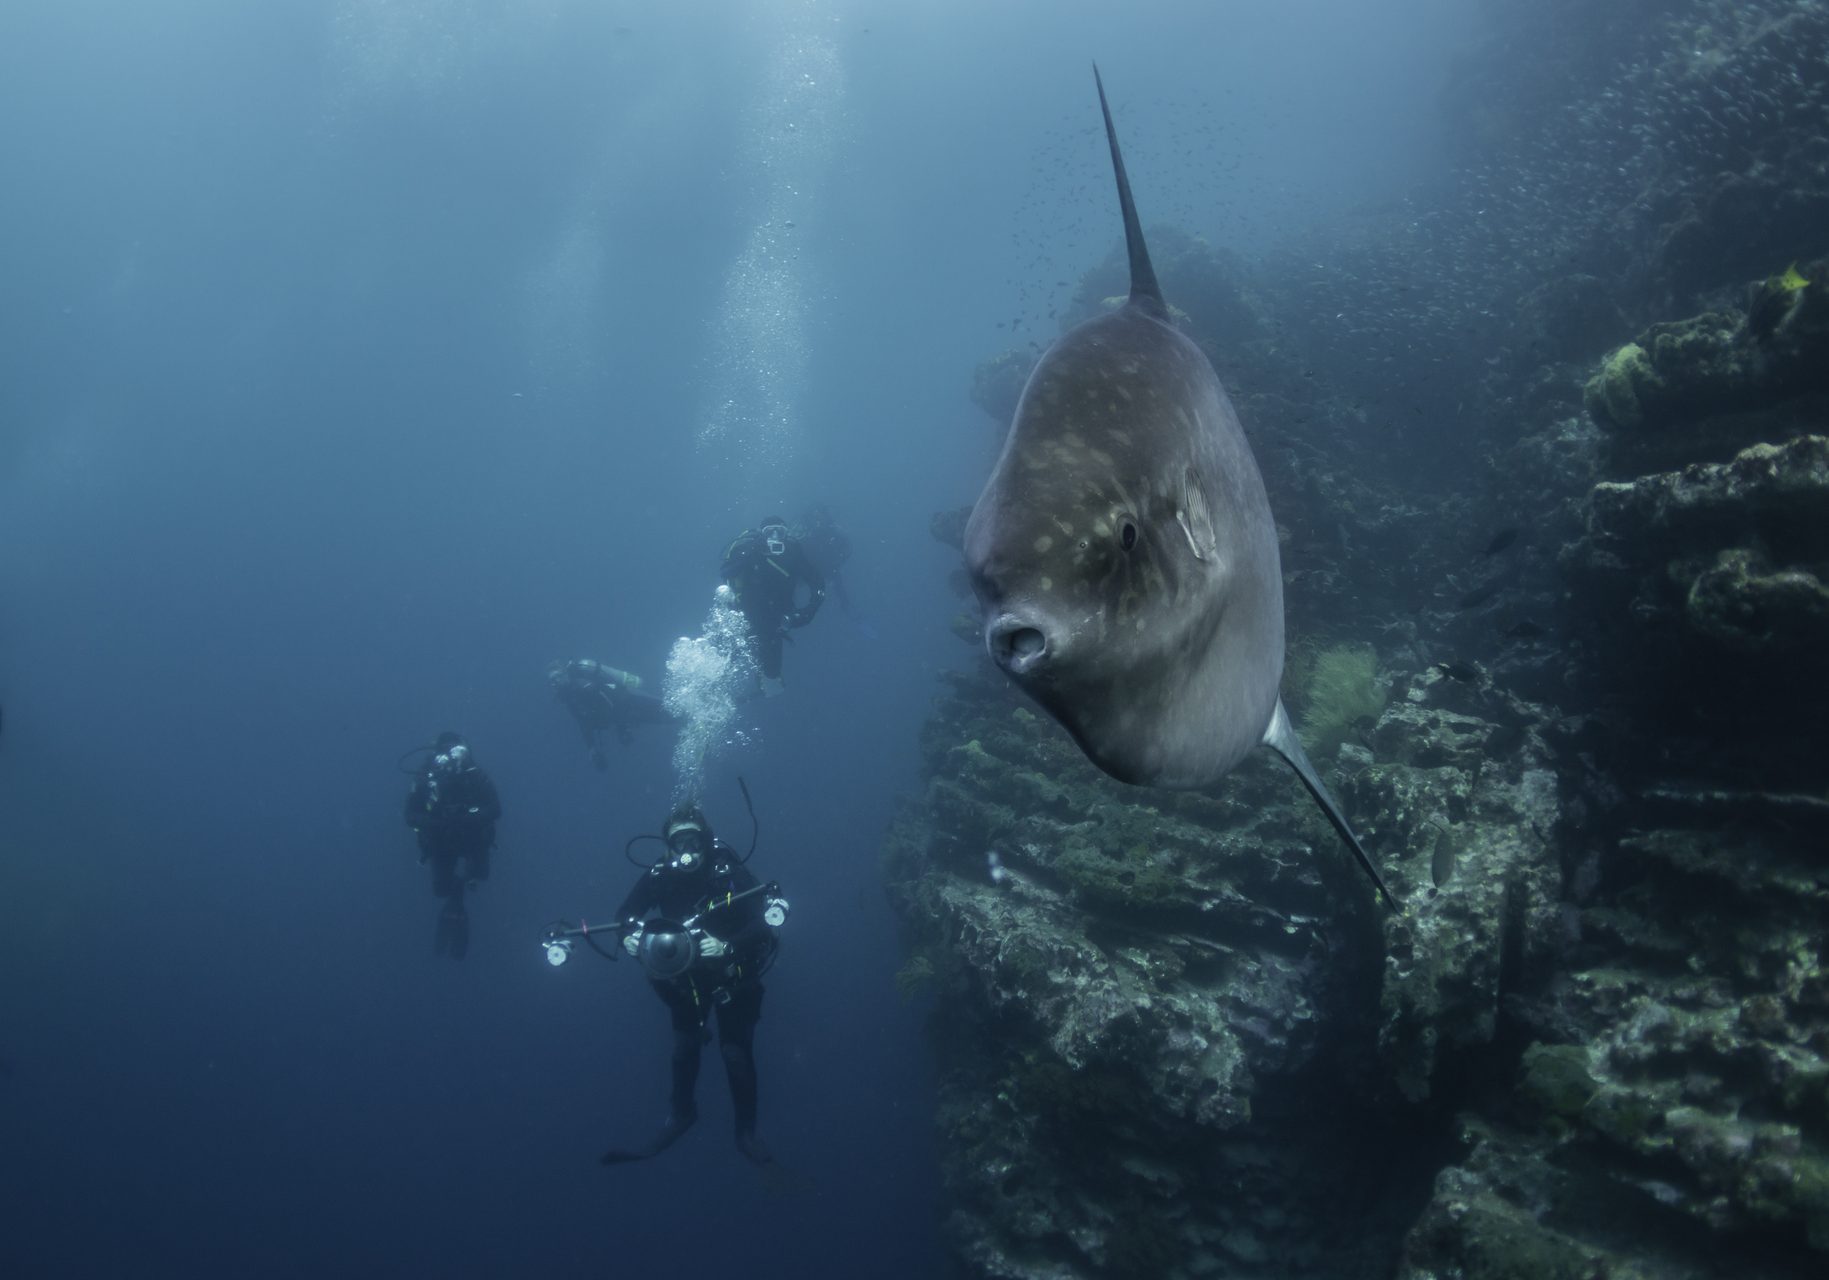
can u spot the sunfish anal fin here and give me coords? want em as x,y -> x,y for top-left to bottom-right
1260,698 -> 1399,911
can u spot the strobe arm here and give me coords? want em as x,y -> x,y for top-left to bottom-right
540,917 -> 635,966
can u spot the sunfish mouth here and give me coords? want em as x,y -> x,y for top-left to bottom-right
986,614 -> 1051,676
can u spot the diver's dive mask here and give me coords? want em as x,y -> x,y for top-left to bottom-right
663,822 -> 709,872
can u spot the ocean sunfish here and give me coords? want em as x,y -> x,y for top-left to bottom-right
963,67 -> 1395,909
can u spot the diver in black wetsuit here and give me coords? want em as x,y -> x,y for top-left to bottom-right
797,504 -> 855,616
547,658 -> 671,770
603,804 -> 783,1166
719,515 -> 825,694
403,732 -> 502,960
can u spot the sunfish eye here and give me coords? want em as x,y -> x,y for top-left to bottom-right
1121,522 -> 1137,551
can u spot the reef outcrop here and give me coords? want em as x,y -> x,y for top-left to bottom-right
1565,265 -> 1829,740
885,649 -> 1567,1276
1581,256 -> 1829,469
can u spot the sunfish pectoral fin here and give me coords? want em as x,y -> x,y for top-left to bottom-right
1177,467 -> 1217,562
1261,698 -> 1400,911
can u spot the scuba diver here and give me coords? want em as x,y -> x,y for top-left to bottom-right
545,799 -> 787,1166
797,504 -> 855,616
798,504 -> 878,640
402,732 -> 502,960
719,515 -> 825,694
547,658 -> 672,769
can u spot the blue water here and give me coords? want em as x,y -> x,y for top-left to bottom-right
0,2 -> 1471,1274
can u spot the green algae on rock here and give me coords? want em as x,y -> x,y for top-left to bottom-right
1582,255 -> 1829,444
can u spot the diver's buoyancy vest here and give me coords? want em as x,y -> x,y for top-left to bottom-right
724,531 -> 795,590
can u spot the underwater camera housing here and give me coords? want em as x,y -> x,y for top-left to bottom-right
537,916 -> 700,979
539,878 -> 786,974
634,920 -> 698,982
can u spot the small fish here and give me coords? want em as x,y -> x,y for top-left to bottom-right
1456,583 -> 1500,609
1430,824 -> 1457,889
1435,660 -> 1480,684
1775,262 -> 1810,293
1504,619 -> 1545,640
1479,528 -> 1518,556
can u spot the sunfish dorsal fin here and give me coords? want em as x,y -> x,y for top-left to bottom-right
1261,698 -> 1400,911
1092,64 -> 1164,316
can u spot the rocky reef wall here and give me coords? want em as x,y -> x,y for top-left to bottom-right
885,653 -> 1572,1278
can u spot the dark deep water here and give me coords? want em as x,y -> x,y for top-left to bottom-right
19,0 -> 1805,1275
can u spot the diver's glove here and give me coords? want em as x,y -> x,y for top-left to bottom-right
697,934 -> 730,959
623,927 -> 642,957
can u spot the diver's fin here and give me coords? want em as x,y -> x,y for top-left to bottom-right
435,897 -> 469,959
1261,698 -> 1399,910
600,1111 -> 696,1166
1092,65 -> 1164,314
